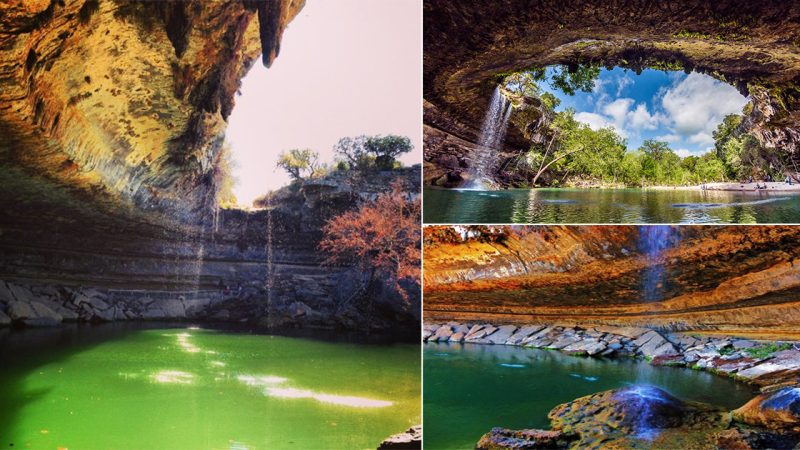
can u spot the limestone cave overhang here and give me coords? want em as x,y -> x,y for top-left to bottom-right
423,0 -> 800,154
0,0 -> 304,225
422,226 -> 800,334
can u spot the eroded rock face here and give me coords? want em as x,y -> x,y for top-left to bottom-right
423,226 -> 800,335
0,0 -> 303,216
0,168 -> 421,333
423,1 -> 800,186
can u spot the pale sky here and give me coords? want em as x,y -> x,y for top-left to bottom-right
226,0 -> 422,206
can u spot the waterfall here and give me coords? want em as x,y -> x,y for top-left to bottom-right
637,226 -> 676,302
466,86 -> 513,189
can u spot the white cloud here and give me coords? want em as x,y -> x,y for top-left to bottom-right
602,98 -> 634,127
616,74 -> 634,96
661,72 -> 747,142
656,133 -> 681,143
575,111 -> 615,130
688,132 -> 714,145
674,148 -> 694,158
627,104 -> 660,130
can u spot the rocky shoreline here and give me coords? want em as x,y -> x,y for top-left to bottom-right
425,321 -> 800,448
424,322 -> 800,391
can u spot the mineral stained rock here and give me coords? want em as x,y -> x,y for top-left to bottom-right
734,387 -> 800,432
423,226 -> 800,336
423,1 -> 800,186
0,0 -> 303,216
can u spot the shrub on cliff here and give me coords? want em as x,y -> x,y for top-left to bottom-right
334,134 -> 413,172
319,180 -> 420,303
275,148 -> 323,180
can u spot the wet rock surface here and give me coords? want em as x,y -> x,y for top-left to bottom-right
377,425 -> 421,449
548,386 -> 728,449
424,321 -> 800,392
427,319 -> 800,448
476,427 -> 575,450
734,387 -> 800,432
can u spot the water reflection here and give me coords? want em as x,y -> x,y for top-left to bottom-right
423,342 -> 756,449
424,187 -> 800,223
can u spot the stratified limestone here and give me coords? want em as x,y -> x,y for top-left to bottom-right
424,226 -> 800,336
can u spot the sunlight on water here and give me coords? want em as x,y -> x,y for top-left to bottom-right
1,327 -> 419,449
237,374 -> 288,386
152,370 -> 195,384
265,387 -> 394,408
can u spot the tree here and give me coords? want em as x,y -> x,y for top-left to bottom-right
527,109 -> 625,185
319,181 -> 420,304
334,135 -> 373,171
334,134 -> 413,171
276,148 -> 320,180
365,135 -> 413,170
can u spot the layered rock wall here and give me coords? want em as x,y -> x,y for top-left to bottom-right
423,226 -> 800,337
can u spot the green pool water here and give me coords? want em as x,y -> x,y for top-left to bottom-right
0,324 -> 420,450
423,342 -> 756,450
423,187 -> 800,223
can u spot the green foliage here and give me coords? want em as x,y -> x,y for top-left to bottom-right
506,64 -> 600,98
744,343 -> 792,359
548,65 -> 601,96
365,135 -> 413,170
334,134 -> 412,171
276,148 -> 320,181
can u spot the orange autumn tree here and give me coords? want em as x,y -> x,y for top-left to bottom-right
319,180 -> 420,304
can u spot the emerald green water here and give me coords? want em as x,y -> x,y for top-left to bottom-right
0,325 -> 420,449
424,343 -> 756,450
423,187 -> 800,223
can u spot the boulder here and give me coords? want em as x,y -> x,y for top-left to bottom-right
736,350 -> 800,386
449,332 -> 465,343
29,300 -> 62,322
0,282 -> 16,304
431,325 -> 453,342
548,386 -> 728,448
476,427 -> 574,449
546,335 -> 580,350
562,339 -> 607,356
0,309 -> 10,325
7,283 -> 39,304
485,325 -> 517,345
733,387 -> 800,432
506,325 -> 545,345
377,425 -> 421,449
7,301 -> 36,320
466,325 -> 497,342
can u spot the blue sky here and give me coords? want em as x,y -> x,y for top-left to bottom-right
540,67 -> 749,157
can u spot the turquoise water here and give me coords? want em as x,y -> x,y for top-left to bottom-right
0,324 -> 420,449
423,187 -> 800,223
423,343 -> 756,450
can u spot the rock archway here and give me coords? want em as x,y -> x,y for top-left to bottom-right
423,0 -> 800,185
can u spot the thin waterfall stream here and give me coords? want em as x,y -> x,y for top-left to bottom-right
465,86 -> 513,189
